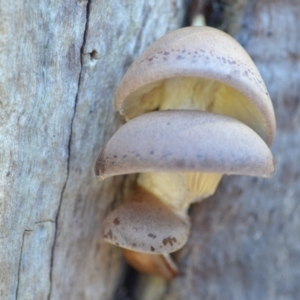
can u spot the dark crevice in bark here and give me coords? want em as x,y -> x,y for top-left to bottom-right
189,0 -> 227,27
183,0 -> 192,26
47,1 -> 92,299
236,0 -> 258,47
205,0 -> 227,27
114,265 -> 139,300
16,230 -> 33,300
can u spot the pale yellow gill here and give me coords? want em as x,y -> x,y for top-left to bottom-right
135,77 -> 241,211
138,172 -> 222,213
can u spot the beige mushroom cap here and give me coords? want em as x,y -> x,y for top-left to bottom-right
115,26 -> 275,146
102,186 -> 190,254
96,110 -> 274,180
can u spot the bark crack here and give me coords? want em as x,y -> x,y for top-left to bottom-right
16,230 -> 33,300
35,220 -> 56,225
47,1 -> 92,299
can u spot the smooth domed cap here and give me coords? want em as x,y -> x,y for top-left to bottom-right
103,186 -> 190,254
95,110 -> 274,179
115,26 -> 275,146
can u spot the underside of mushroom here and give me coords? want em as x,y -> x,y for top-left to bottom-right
119,77 -> 270,145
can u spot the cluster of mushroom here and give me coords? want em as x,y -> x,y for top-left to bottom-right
95,27 -> 276,279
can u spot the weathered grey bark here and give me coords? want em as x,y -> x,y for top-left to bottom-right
0,1 -> 185,299
145,0 -> 300,299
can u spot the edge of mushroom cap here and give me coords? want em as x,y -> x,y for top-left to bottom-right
95,110 -> 274,179
115,26 -> 275,146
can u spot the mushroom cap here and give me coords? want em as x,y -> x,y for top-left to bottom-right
115,26 -> 275,146
103,186 -> 190,254
95,110 -> 274,180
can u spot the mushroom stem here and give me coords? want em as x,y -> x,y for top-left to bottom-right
137,172 -> 223,212
123,249 -> 178,280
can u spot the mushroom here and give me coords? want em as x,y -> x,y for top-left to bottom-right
102,184 -> 191,254
115,26 -> 275,146
96,26 -> 276,278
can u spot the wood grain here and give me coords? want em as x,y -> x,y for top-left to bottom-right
0,1 -> 184,299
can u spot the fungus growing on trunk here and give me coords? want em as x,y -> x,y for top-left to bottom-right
95,26 -> 276,279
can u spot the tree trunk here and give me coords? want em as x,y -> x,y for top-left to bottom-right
0,1 -> 185,299
2,0 -> 299,299
134,0 -> 300,299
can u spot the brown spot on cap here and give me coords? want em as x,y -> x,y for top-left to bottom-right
94,149 -> 106,177
148,233 -> 157,239
104,229 -> 113,240
113,217 -> 120,225
163,237 -> 177,247
151,246 -> 155,252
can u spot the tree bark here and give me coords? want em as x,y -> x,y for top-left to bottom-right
144,0 -> 300,299
0,1 -> 185,299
